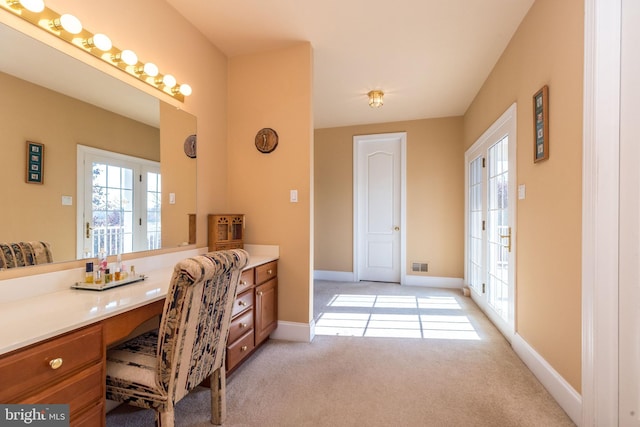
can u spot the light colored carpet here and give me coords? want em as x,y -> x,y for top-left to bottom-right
106,280 -> 575,426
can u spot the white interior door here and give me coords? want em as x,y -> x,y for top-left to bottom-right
354,133 -> 406,283
465,104 -> 516,338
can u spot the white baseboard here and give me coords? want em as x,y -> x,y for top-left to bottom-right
313,270 -> 463,289
512,333 -> 582,425
270,320 -> 314,343
313,270 -> 355,281
403,275 -> 464,288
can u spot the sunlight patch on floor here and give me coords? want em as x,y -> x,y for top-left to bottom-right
315,295 -> 480,340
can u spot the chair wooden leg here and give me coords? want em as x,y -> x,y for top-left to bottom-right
210,366 -> 226,425
157,408 -> 175,427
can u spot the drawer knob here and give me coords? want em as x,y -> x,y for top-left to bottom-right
257,291 -> 263,296
240,280 -> 247,285
240,322 -> 248,328
241,345 -> 248,352
267,269 -> 273,275
49,358 -> 63,370
238,300 -> 247,307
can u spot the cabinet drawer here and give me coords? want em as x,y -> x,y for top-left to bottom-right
237,268 -> 254,295
71,401 -> 104,427
0,324 -> 103,402
231,289 -> 254,317
214,242 -> 243,251
226,330 -> 255,371
22,362 -> 103,416
255,261 -> 277,284
228,309 -> 254,344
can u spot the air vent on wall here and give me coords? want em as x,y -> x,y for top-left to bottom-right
411,262 -> 428,272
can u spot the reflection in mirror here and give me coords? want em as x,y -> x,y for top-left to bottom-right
0,21 -> 196,268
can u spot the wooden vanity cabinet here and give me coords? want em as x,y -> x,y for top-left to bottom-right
0,323 -> 105,427
254,262 -> 278,345
226,260 -> 278,373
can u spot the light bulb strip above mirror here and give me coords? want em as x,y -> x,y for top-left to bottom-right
0,0 -> 192,101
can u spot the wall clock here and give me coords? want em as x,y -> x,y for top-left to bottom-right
184,134 -> 197,158
255,128 -> 278,153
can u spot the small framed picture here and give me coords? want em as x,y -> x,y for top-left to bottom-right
26,141 -> 44,184
533,85 -> 549,163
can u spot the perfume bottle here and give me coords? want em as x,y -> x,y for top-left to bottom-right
104,268 -> 112,284
114,254 -> 122,281
85,262 -> 94,283
97,248 -> 107,276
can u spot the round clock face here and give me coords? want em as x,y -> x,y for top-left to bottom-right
184,134 -> 197,158
255,128 -> 278,153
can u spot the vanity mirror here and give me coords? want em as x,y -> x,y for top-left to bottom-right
0,21 -> 197,268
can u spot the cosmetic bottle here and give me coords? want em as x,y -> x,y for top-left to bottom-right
85,262 -> 94,283
120,261 -> 128,280
97,248 -> 107,275
105,268 -> 112,284
114,254 -> 122,281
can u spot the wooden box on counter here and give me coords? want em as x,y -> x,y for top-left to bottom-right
208,214 -> 244,251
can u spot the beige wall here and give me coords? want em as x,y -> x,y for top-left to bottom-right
315,117 -> 465,278
0,71 -> 159,261
463,0 -> 583,391
227,43 -> 314,324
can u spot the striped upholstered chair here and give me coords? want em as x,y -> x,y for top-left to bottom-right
106,249 -> 248,426
0,241 -> 53,269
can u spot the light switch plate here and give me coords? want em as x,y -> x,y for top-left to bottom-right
290,189 -> 298,203
518,184 -> 526,200
169,193 -> 176,204
61,195 -> 73,206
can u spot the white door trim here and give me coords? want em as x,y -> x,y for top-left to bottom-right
582,0 -> 621,425
353,132 -> 407,284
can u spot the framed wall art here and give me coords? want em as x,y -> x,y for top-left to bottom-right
533,85 -> 549,163
26,141 -> 44,184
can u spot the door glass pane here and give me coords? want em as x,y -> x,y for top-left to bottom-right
146,172 -> 162,250
487,136 -> 509,321
469,156 -> 483,293
91,162 -> 134,256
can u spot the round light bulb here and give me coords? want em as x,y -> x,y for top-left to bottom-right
120,49 -> 138,66
19,0 -> 45,13
162,74 -> 176,88
59,14 -> 83,34
179,84 -> 192,96
91,33 -> 112,51
143,62 -> 159,77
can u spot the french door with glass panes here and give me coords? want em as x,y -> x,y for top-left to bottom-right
77,145 -> 161,258
465,104 -> 516,338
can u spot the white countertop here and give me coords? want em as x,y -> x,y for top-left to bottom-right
0,247 -> 278,356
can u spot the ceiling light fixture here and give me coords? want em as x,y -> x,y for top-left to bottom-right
368,90 -> 384,108
0,0 -> 192,101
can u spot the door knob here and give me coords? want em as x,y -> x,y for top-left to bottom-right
394,226 -> 400,231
